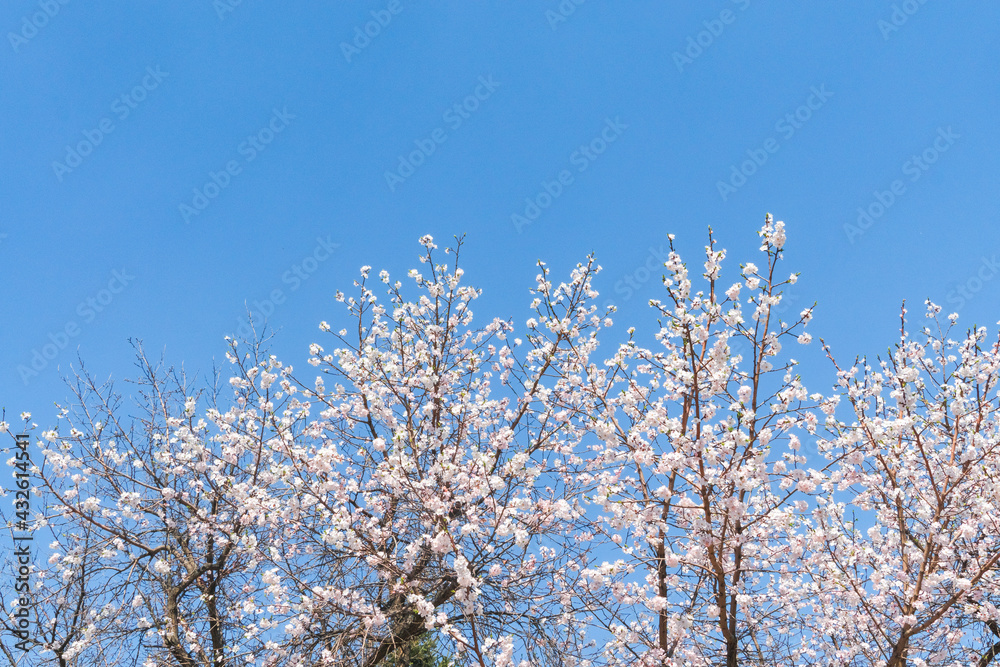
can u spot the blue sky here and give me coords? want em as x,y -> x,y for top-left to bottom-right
2,0 -> 1000,427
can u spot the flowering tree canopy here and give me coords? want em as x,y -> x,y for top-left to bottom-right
6,218 -> 1000,667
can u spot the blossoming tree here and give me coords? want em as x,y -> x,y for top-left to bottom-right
8,221 -> 1000,667
6,236 -> 608,667
251,236 -> 608,666
566,217 -> 839,667
805,305 -> 1000,666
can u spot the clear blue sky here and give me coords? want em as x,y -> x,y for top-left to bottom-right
3,1 -> 1000,425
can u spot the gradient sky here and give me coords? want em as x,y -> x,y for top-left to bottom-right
3,1 -> 1000,431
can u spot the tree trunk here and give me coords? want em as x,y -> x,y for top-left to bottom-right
886,634 -> 909,667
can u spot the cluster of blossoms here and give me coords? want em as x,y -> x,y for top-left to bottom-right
6,216 -> 1000,667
